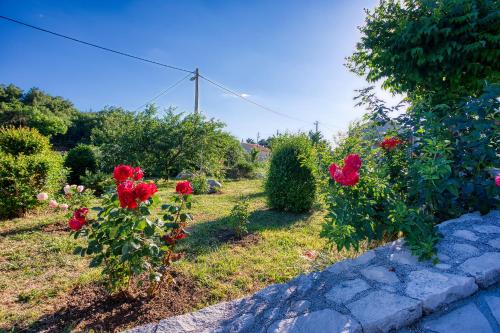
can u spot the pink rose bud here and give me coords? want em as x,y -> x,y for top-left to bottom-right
49,200 -> 58,208
37,192 -> 49,201
59,203 -> 69,210
77,185 -> 84,193
63,185 -> 71,194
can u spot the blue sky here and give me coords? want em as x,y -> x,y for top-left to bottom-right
0,0 -> 400,141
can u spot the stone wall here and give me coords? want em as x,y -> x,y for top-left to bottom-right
127,210 -> 500,333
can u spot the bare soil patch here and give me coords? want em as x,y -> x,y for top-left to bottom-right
18,271 -> 209,333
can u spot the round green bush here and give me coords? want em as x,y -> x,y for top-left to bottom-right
265,134 -> 316,213
0,151 -> 65,219
64,144 -> 98,184
0,126 -> 50,156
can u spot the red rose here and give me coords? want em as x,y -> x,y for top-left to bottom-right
162,235 -> 175,245
117,180 -> 137,209
134,182 -> 158,202
496,174 -> 500,187
69,217 -> 84,231
73,207 -> 89,222
344,154 -> 362,170
133,167 -> 144,181
113,165 -> 134,182
175,232 -> 187,240
380,137 -> 402,151
329,154 -> 361,186
176,181 -> 193,195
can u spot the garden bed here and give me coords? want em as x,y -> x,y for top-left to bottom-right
0,179 -> 357,332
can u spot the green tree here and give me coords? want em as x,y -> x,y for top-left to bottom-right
0,84 -> 77,136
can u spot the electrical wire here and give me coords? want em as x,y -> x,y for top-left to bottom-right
133,72 -> 192,111
199,74 -> 312,125
0,15 -> 194,74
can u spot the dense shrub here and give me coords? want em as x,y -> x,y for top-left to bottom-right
265,134 -> 316,213
64,144 -> 98,184
226,160 -> 256,179
91,106 -> 241,178
71,166 -> 193,296
80,170 -> 113,196
191,174 -> 208,195
0,126 -> 50,155
229,196 -> 250,238
0,128 -> 65,218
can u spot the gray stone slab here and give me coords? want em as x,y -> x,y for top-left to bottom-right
473,224 -> 500,234
435,263 -> 451,270
452,229 -> 479,241
422,303 -> 493,333
405,270 -> 478,313
289,300 -> 311,314
227,313 -> 255,333
484,295 -> 500,325
451,243 -> 479,258
347,290 -> 422,333
389,249 -> 419,265
488,238 -> 500,249
124,323 -> 157,333
325,278 -> 371,304
360,266 -> 400,284
267,309 -> 362,333
351,250 -> 376,266
326,259 -> 353,275
459,252 -> 500,287
156,301 -> 234,333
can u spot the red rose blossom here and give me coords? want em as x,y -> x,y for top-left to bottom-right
328,153 -> 362,186
344,154 -> 362,170
133,167 -> 144,181
175,232 -> 187,240
113,165 -> 134,182
134,182 -> 158,202
496,174 -> 500,187
73,207 -> 89,222
117,180 -> 137,209
176,181 -> 193,195
380,137 -> 402,151
69,217 -> 84,231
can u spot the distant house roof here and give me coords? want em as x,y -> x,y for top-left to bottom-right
240,142 -> 271,153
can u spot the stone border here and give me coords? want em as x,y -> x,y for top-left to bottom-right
127,210 -> 500,333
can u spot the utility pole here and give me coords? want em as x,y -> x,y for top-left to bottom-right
192,68 -> 200,114
257,132 -> 260,144
314,121 -> 319,133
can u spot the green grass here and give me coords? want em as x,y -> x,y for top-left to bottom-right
0,179 -> 360,330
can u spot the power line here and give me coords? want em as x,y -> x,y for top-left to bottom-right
0,15 -> 193,74
133,72 -> 192,111
199,74 -> 312,125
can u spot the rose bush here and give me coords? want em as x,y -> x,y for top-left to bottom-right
70,165 -> 193,296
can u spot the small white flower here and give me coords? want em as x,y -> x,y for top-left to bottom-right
49,200 -> 58,208
37,192 -> 49,201
77,185 -> 85,193
59,203 -> 69,210
63,184 -> 71,194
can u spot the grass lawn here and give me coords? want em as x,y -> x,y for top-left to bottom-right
0,179 -> 360,331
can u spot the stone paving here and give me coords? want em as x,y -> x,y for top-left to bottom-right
126,210 -> 500,333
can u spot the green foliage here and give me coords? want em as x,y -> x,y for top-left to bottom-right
0,84 -> 77,136
64,144 -> 99,184
226,160 -> 256,179
91,106 -> 240,178
229,197 -> 250,239
191,174 -> 208,195
0,147 -> 66,219
52,111 -> 101,149
0,126 -> 50,156
73,184 -> 193,295
265,134 -> 316,213
80,170 -> 113,196
348,0 -> 500,100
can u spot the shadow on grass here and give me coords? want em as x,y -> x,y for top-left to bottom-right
179,208 -> 312,257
